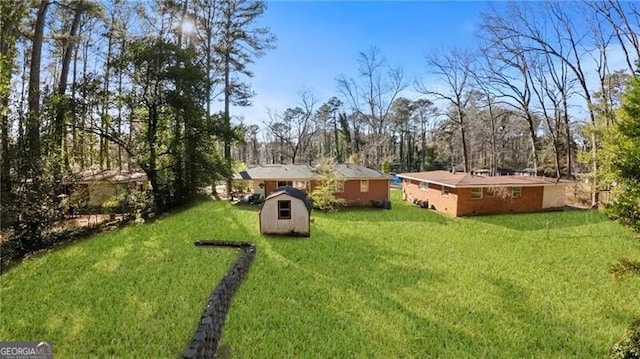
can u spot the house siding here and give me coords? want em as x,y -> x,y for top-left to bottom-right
456,186 -> 544,216
402,180 -> 547,216
338,179 -> 389,205
402,180 -> 458,216
263,179 -> 390,206
259,193 -> 310,236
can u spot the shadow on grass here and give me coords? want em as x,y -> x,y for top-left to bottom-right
481,275 -> 601,356
466,209 -> 608,231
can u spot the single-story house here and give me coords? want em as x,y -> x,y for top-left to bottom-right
235,163 -> 391,206
259,186 -> 312,236
73,169 -> 148,207
398,170 -> 569,216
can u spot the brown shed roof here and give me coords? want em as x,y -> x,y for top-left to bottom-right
397,170 -> 569,188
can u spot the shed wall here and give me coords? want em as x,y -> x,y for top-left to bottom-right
259,194 -> 310,235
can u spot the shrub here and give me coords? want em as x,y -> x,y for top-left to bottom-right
611,318 -> 640,359
102,195 -> 121,214
310,157 -> 345,212
610,258 -> 640,280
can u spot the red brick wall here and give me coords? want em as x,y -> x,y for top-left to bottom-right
338,179 -> 389,205
456,186 -> 544,216
402,180 -> 458,216
401,180 -> 545,216
264,179 -> 389,206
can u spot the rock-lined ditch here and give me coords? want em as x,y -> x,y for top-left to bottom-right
183,240 -> 256,359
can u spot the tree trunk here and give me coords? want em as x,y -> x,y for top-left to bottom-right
101,4 -> 113,170
457,109 -> 469,172
224,50 -> 232,196
54,1 -> 83,169
0,2 -> 21,193
26,0 -> 50,177
147,103 -> 161,210
562,97 -> 571,178
524,112 -> 538,175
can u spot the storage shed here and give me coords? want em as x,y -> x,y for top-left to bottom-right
259,186 -> 312,237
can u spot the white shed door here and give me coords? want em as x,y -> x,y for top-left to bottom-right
542,186 -> 565,209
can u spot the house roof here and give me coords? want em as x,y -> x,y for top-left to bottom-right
235,163 -> 391,181
236,164 -> 317,180
333,163 -> 392,179
265,185 -> 312,212
76,169 -> 147,184
397,170 -> 570,188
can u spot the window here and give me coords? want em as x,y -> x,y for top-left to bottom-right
360,180 -> 369,193
277,181 -> 293,188
512,187 -> 522,199
278,200 -> 291,219
486,188 -> 496,198
419,182 -> 428,191
442,187 -> 450,196
471,188 -> 483,199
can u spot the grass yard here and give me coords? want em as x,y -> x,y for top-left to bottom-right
0,203 -> 238,358
2,190 -> 640,358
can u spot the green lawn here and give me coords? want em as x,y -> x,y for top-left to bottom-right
0,203 -> 238,358
2,191 -> 640,358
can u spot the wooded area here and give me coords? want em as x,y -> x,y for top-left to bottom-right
1,0 -> 640,245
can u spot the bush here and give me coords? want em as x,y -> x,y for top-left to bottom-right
607,183 -> 640,233
102,195 -> 121,214
309,157 -> 345,212
610,258 -> 640,280
611,318 -> 640,359
310,184 -> 345,212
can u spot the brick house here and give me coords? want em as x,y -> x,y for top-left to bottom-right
397,170 -> 568,216
235,164 -> 391,206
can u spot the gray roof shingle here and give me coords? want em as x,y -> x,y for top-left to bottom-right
235,163 -> 390,180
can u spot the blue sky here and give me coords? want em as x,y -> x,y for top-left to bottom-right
231,1 -> 493,126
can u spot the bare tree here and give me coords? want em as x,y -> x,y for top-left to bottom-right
337,46 -> 406,168
265,89 -> 317,164
484,1 -> 600,204
411,98 -> 438,171
589,0 -> 640,77
416,48 -> 474,172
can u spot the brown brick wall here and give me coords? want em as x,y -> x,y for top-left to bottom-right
402,180 -> 458,216
338,179 -> 389,205
402,180 -> 545,216
456,186 -> 544,216
264,179 -> 389,206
